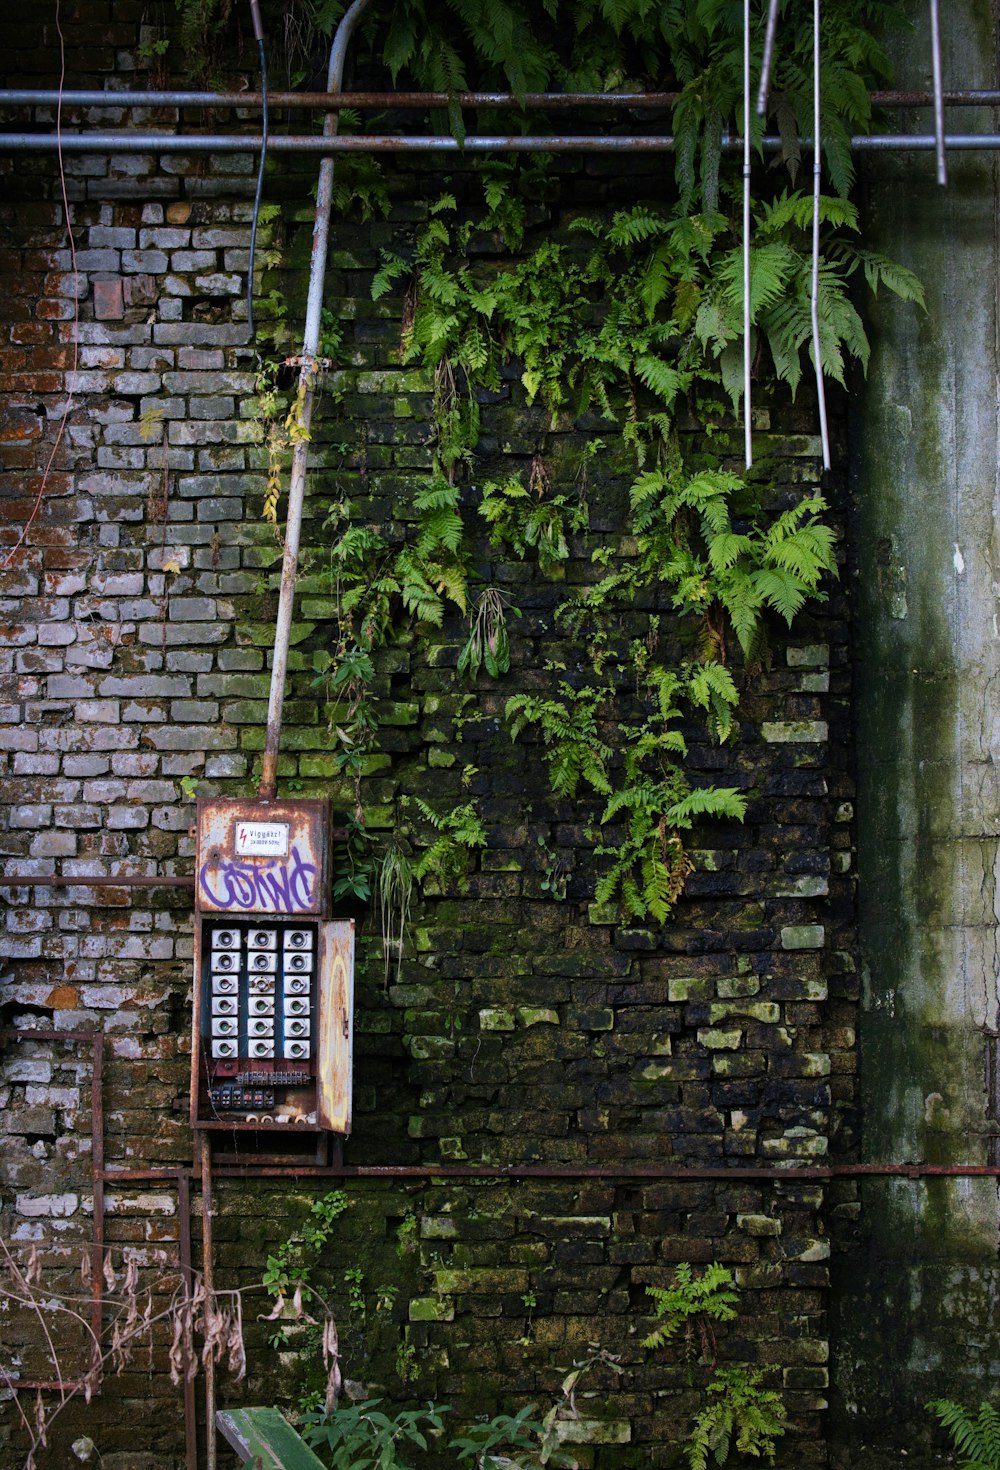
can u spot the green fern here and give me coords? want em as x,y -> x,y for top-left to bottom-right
411,797 -> 487,892
929,1398 -> 1000,1470
686,1367 -> 787,1470
642,1262 -> 739,1354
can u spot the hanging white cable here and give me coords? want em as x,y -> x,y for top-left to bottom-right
811,0 -> 831,472
743,0 -> 753,470
930,0 -> 947,185
756,0 -> 780,115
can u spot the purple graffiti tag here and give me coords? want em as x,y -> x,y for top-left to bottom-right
256,860 -> 293,911
289,845 -> 318,910
199,842 -> 319,913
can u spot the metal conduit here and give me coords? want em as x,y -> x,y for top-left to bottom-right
2,87 -> 1000,110
742,0 -> 752,469
257,0 -> 375,800
929,0 -> 947,184
4,131 -> 1000,153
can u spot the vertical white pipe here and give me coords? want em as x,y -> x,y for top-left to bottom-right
258,0 -> 376,800
930,0 -> 948,185
756,0 -> 781,115
811,0 -> 831,472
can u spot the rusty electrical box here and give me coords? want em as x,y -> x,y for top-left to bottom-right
190,798 -> 354,1139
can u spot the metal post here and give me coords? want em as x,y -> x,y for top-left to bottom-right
930,0 -> 948,184
257,0 -> 377,801
811,0 -> 831,472
756,0 -> 781,116
743,0 -> 753,469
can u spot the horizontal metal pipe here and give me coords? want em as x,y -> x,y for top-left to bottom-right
207,1161 -> 1000,1180
3,130 -> 1000,155
3,87 -> 1000,112
92,1160 -> 1000,1182
0,88 -> 682,110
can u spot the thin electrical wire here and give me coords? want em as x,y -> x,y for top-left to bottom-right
743,0 -> 753,470
811,0 -> 831,472
3,0 -> 79,570
246,33 -> 269,339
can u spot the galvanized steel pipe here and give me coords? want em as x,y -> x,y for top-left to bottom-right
742,0 -> 753,469
930,0 -> 947,184
3,87 -> 1000,111
4,131 -> 1000,153
257,0 -> 376,801
811,0 -> 831,471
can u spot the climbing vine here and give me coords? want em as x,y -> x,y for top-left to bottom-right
245,1 -> 922,923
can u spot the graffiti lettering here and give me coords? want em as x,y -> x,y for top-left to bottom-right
198,843 -> 319,913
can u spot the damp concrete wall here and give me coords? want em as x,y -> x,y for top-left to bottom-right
831,0 -> 1000,1453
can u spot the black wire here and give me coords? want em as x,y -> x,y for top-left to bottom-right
247,33 -> 268,341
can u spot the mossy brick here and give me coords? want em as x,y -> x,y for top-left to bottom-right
737,1213 -> 783,1236
298,756 -> 342,778
781,925 -> 825,950
667,976 -> 715,1002
238,620 -> 315,647
433,1268 -> 529,1294
517,1007 -> 559,1027
554,1420 -> 631,1446
716,975 -> 760,999
709,1002 -> 781,1023
566,1006 -> 613,1031
355,369 -> 432,393
239,727 -> 339,753
479,1008 -> 515,1031
405,1036 -> 456,1060
762,721 -> 828,743
787,644 -> 829,668
379,701 -> 420,726
697,1028 -> 743,1050
409,1295 -> 455,1322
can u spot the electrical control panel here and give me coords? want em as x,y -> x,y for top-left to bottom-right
190,799 -> 353,1137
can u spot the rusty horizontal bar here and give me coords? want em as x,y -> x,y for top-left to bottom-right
93,1161 -> 1000,1182
3,130 -> 1000,156
206,1161 -> 1000,1180
2,88 -> 999,112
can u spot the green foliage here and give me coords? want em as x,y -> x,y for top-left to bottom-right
506,685 -> 614,801
642,1262 -> 739,1356
582,458 -> 839,665
458,587 -> 518,681
694,191 -> 924,405
685,1367 -> 787,1470
410,798 -> 487,892
928,1398 -> 1000,1470
263,1191 -> 350,1304
301,1399 -> 449,1470
451,1403 -> 564,1470
241,4 -> 919,923
643,1265 -> 785,1469
479,457 -> 589,579
301,1396 -> 583,1470
375,843 -> 414,989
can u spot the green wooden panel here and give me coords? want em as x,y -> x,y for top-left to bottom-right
216,1406 -> 327,1469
